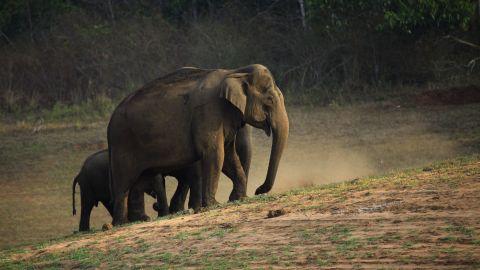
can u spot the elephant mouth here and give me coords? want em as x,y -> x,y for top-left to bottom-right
248,116 -> 271,136
263,118 -> 272,137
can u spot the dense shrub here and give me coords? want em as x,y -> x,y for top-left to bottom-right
0,0 -> 478,112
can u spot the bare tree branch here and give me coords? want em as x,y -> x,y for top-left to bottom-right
444,35 -> 480,50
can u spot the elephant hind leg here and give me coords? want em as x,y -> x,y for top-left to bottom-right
110,161 -> 136,226
188,165 -> 202,212
223,141 -> 247,202
153,174 -> 169,217
101,200 -> 114,217
169,172 -> 191,213
128,176 -> 151,222
79,190 -> 95,231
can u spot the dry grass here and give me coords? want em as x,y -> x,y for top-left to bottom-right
0,102 -> 479,251
1,155 -> 479,269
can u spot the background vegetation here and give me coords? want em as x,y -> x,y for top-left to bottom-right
0,0 -> 479,113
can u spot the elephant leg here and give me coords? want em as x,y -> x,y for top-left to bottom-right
235,125 -> 252,180
153,174 -> 169,217
101,200 -> 114,217
111,162 -> 134,226
170,165 -> 199,213
79,190 -> 95,231
223,140 -> 248,202
169,174 -> 189,213
201,145 -> 224,207
127,176 -> 150,222
188,164 -> 202,212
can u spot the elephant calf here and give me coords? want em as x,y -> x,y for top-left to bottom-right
72,149 -> 189,231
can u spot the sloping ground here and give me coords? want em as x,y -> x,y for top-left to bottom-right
1,156 -> 480,269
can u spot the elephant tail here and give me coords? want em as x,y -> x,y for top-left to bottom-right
72,175 -> 79,216
108,146 -> 114,206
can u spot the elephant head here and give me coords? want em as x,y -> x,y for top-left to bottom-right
219,64 -> 289,195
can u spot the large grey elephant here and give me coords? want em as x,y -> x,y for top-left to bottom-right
108,64 -> 289,225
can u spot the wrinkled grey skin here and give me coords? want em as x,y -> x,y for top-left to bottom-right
108,64 -> 289,225
72,150 -> 187,231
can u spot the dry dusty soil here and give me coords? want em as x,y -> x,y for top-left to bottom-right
1,156 -> 479,269
1,102 -> 480,250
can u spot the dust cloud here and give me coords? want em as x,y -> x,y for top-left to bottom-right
199,104 -> 463,201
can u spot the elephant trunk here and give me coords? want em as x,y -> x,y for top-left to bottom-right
255,103 -> 289,195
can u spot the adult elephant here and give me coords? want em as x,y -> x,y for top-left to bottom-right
108,64 -> 289,225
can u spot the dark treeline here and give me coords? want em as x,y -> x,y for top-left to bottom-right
1,0 -> 479,112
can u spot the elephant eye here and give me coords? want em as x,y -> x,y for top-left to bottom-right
266,95 -> 274,106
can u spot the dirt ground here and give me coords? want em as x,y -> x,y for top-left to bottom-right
1,156 -> 479,269
0,101 -> 479,250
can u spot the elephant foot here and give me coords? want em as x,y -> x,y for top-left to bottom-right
138,214 -> 151,222
112,217 -> 128,226
228,190 -> 247,202
169,201 -> 185,214
202,198 -> 220,208
128,213 -> 151,222
169,206 -> 185,214
79,227 -> 90,232
255,184 -> 271,195
153,203 -> 169,217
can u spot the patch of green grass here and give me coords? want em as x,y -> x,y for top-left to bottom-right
444,224 -> 476,237
300,204 -> 325,212
366,236 -> 381,245
137,242 -> 150,253
401,241 -> 414,249
114,235 -> 127,244
379,232 -> 402,242
68,247 -> 101,268
174,231 -> 190,240
3,97 -> 117,124
438,236 -> 458,243
266,253 -> 280,265
336,237 -> 362,252
398,255 -> 412,264
362,251 -> 375,259
209,227 -> 235,239
316,257 -> 331,267
158,252 -> 173,263
327,225 -> 352,243
0,247 -> 107,269
298,229 -> 314,240
440,246 -> 458,255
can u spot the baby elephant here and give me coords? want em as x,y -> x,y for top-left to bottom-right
72,149 -> 188,231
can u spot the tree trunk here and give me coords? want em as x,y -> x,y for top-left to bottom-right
298,0 -> 307,30
107,0 -> 115,25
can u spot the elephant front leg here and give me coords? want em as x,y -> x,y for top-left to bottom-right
153,174 -> 169,217
223,140 -> 248,202
201,145 -> 224,208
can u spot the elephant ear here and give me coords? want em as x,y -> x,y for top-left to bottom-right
219,73 -> 248,117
